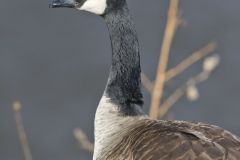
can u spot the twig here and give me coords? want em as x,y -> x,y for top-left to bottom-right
13,101 -> 33,160
141,73 -> 153,93
149,0 -> 179,119
158,86 -> 185,118
187,71 -> 210,85
74,128 -> 94,153
142,43 -> 216,94
158,71 -> 210,118
165,42 -> 217,81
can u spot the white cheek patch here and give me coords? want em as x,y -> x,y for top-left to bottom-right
78,0 -> 107,15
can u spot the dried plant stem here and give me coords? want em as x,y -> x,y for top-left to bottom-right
74,128 -> 94,153
158,86 -> 185,118
141,73 -> 153,93
158,70 -> 210,118
141,43 -> 216,94
166,42 -> 217,81
13,101 -> 33,160
149,0 -> 179,119
187,71 -> 210,85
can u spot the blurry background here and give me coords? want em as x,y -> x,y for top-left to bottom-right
0,0 -> 240,159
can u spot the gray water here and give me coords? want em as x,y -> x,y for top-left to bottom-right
0,0 -> 240,159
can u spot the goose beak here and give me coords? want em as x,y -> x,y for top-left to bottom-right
49,0 -> 76,8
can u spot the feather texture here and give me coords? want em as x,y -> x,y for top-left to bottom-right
98,119 -> 240,160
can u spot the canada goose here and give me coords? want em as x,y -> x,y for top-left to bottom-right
50,0 -> 240,159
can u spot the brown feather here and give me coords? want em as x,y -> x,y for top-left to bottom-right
99,119 -> 240,160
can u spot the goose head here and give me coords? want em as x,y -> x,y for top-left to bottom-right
50,0 -> 125,15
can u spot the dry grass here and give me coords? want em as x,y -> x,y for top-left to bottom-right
13,101 -> 33,160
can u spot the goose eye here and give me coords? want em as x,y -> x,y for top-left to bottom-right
75,0 -> 86,6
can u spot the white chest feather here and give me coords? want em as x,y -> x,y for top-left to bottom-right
93,96 -> 145,159
78,0 -> 107,15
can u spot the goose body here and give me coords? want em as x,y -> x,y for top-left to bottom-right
50,0 -> 240,159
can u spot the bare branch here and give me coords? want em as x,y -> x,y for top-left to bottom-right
74,128 -> 94,153
13,101 -> 33,160
142,43 -> 217,95
165,42 -> 217,81
149,0 -> 179,119
158,70 -> 211,119
158,86 -> 185,118
141,73 -> 153,93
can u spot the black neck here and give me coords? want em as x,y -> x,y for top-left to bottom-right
103,3 -> 143,112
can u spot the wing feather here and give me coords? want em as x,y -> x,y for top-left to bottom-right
105,120 -> 240,160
